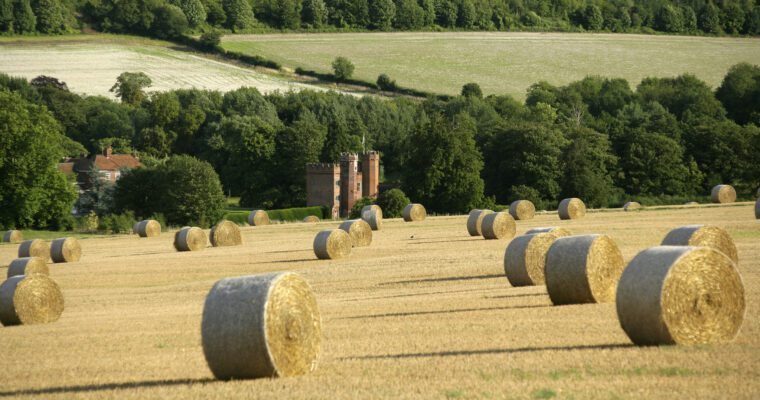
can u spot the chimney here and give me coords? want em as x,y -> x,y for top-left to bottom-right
104,146 -> 112,158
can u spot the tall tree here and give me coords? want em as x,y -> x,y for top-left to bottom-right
110,72 -> 152,105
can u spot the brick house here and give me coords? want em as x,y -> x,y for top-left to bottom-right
306,151 -> 380,218
58,147 -> 142,192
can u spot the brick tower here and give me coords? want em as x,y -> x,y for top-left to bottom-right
339,153 -> 360,217
361,151 -> 380,198
306,163 -> 340,219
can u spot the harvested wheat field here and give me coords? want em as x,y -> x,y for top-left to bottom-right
0,204 -> 758,399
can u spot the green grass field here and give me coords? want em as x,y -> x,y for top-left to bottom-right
222,32 -> 760,99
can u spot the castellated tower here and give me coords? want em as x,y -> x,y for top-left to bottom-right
339,153 -> 360,218
361,151 -> 380,198
306,163 -> 340,219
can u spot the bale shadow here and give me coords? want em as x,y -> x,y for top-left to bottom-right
340,287 -> 495,302
265,249 -> 312,254
0,378 -> 215,397
340,343 -> 634,360
339,304 -> 550,320
484,293 -> 547,300
407,238 -> 485,245
104,250 -> 168,258
259,258 -> 317,264
380,273 -> 505,286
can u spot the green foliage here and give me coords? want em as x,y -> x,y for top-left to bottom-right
461,83 -> 482,98
33,0 -> 68,34
0,90 -> 77,230
369,0 -> 394,30
179,0 -> 206,26
224,206 -> 324,224
716,63 -> 760,125
12,0 -> 36,33
152,4 -> 189,39
223,0 -> 254,31
302,0 -> 327,28
98,211 -> 137,233
376,73 -> 397,91
199,30 -> 223,50
332,56 -> 355,82
75,168 -> 116,216
559,126 -> 620,208
375,188 -> 409,218
349,197 -> 375,219
110,72 -> 152,105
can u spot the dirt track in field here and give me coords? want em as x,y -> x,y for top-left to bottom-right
0,204 -> 758,399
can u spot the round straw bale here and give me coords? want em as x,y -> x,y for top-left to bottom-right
509,200 -> 535,220
7,257 -> 49,279
361,204 -> 382,215
132,222 -> 139,234
661,225 -> 738,264
303,215 -> 320,223
402,204 -> 426,222
174,227 -> 207,252
756,199 -> 759,219
210,220 -> 242,247
361,208 -> 382,231
3,230 -> 23,243
201,272 -> 321,379
558,198 -> 586,220
711,184 -> 736,204
338,219 -> 372,247
466,209 -> 493,236
313,229 -> 352,260
616,246 -> 745,346
481,212 -> 516,240
504,233 -> 560,286
248,210 -> 270,226
623,202 -> 642,211
0,274 -> 64,326
544,234 -> 625,305
50,237 -> 82,263
18,239 -> 49,261
524,227 -> 572,237
136,219 -> 161,237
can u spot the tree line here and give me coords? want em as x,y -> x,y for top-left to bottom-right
1,0 -> 759,37
1,62 -> 759,229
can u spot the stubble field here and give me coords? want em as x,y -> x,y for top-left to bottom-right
223,32 -> 760,99
0,204 -> 758,399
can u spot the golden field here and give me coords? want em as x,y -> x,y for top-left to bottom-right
0,204 -> 758,399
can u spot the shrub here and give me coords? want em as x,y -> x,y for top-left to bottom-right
376,189 -> 409,218
199,31 -> 223,50
461,83 -> 483,98
376,73 -> 397,91
332,57 -> 355,82
98,211 -> 136,234
223,206 -> 324,224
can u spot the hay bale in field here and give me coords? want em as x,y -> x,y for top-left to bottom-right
361,208 -> 382,231
210,220 -> 242,247
402,204 -> 426,222
18,239 -> 49,261
201,272 -> 321,379
509,200 -> 535,220
7,257 -> 49,279
303,215 -> 320,223
135,219 -> 161,238
0,274 -> 64,326
711,184 -> 736,204
504,233 -> 561,286
3,230 -> 23,243
623,202 -> 642,211
524,227 -> 571,237
313,229 -> 351,260
248,210 -> 270,226
50,237 -> 82,263
338,219 -> 372,247
544,234 -> 625,305
361,204 -> 381,215
466,209 -> 493,236
174,227 -> 207,252
481,212 -> 516,240
616,246 -> 745,346
558,198 -> 586,220
661,225 -> 738,264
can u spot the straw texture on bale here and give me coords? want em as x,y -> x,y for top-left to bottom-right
338,219 -> 372,247
623,202 -> 642,211
466,209 -> 493,236
711,184 -> 736,204
402,204 -> 427,222
3,230 -> 23,243
210,220 -> 242,247
303,215 -> 320,223
0,274 -> 64,326
481,212 -> 516,240
661,225 -> 738,265
50,237 -> 82,263
756,199 -> 759,219
616,246 -> 745,346
361,204 -> 382,215
361,208 -> 382,231
313,229 -> 352,260
558,198 -> 586,220
7,257 -> 49,279
201,272 -> 321,379
248,210 -> 270,226
545,235 -> 625,305
524,227 -> 572,237
174,227 -> 207,252
504,233 -> 561,286
18,239 -> 50,261
509,200 -> 535,220
135,219 -> 161,237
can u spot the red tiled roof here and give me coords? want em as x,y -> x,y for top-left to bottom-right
58,162 -> 74,174
92,154 -> 142,171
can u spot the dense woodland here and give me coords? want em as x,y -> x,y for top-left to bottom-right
0,0 -> 759,36
1,63 -> 759,229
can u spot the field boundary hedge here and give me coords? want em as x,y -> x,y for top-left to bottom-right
224,206 -> 325,225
